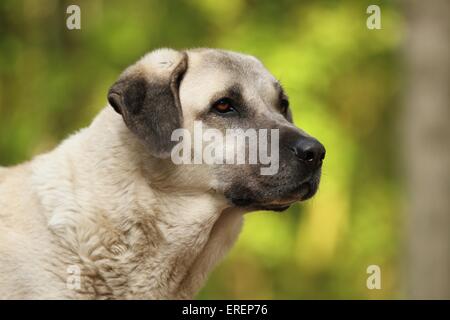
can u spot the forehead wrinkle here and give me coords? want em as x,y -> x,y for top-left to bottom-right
207,83 -> 244,104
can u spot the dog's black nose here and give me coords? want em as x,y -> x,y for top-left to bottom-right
290,137 -> 326,169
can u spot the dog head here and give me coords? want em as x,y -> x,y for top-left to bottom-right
108,48 -> 325,211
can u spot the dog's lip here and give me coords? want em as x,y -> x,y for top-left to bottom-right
263,182 -> 311,208
282,182 -> 312,202
298,182 -> 314,201
229,178 -> 319,211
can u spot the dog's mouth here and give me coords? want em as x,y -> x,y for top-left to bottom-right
262,182 -> 316,210
230,180 -> 319,212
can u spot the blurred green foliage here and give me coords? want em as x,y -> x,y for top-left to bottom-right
0,0 -> 404,299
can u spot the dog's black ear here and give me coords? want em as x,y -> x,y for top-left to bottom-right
108,50 -> 188,158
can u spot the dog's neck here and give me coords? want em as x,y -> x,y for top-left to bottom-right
31,107 -> 243,299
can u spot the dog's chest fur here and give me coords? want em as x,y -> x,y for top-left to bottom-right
25,108 -> 243,299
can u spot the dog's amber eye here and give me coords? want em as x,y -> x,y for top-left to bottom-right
212,98 -> 236,114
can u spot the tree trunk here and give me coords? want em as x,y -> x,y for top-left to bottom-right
404,0 -> 450,299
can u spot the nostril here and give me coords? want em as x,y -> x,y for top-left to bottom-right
304,151 -> 315,162
291,147 -> 316,163
290,138 -> 325,167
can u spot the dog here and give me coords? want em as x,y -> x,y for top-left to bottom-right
0,48 -> 325,299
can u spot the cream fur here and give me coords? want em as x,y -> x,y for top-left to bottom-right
0,48 -> 295,299
0,108 -> 243,299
